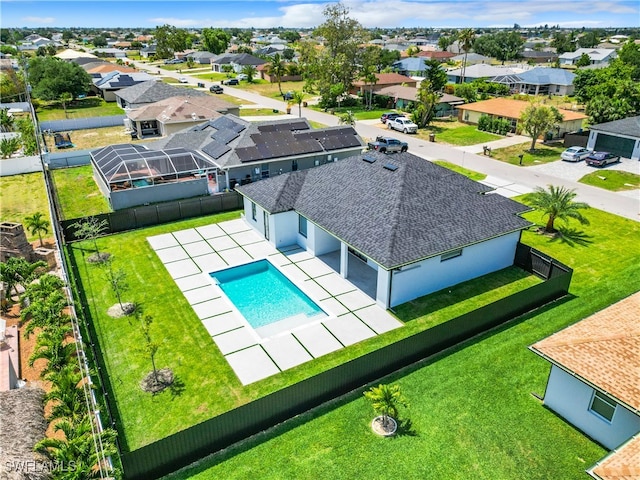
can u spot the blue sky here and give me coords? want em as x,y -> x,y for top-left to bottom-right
2,0 -> 639,29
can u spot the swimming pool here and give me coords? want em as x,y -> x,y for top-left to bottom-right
211,260 -> 327,336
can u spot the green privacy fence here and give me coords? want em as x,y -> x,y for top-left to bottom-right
118,244 -> 572,479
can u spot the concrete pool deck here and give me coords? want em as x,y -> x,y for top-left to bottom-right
148,218 -> 403,385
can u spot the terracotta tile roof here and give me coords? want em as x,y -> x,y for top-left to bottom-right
590,434 -> 640,480
456,98 -> 587,122
352,73 -> 416,87
87,63 -> 137,74
417,50 -> 455,59
531,292 -> 640,412
127,96 -> 235,123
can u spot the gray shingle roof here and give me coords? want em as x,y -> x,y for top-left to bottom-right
115,80 -> 207,104
590,116 -> 640,138
237,152 -> 532,269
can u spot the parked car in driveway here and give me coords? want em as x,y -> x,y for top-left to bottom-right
585,151 -> 621,167
561,146 -> 591,162
223,78 -> 239,85
380,112 -> 402,124
387,116 -> 418,134
367,136 -> 408,153
178,77 -> 188,83
282,91 -> 294,101
236,73 -> 248,81
209,85 -> 224,94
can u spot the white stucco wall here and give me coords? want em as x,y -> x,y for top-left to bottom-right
544,366 -> 640,450
271,211 -> 298,248
308,222 -> 340,256
389,231 -> 520,307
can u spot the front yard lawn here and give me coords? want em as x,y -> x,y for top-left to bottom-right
490,142 -> 565,166
36,97 -> 124,121
0,172 -> 50,242
579,170 -> 640,191
239,108 -> 287,117
433,160 -> 487,181
51,165 -> 110,219
165,206 -> 639,480
417,120 -> 501,146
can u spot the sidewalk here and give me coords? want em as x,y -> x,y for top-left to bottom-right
455,135 -> 530,153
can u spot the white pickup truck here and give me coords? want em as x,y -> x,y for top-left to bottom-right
387,116 -> 418,134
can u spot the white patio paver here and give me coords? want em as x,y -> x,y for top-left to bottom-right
192,252 -> 228,272
164,258 -> 200,279
207,235 -> 238,251
174,274 -> 211,292
212,327 -> 257,355
154,245 -> 189,263
295,258 -> 335,278
322,314 -> 376,346
335,289 -> 376,311
302,279 -> 332,301
182,241 -> 214,257
192,297 -> 232,320
262,334 -> 313,370
217,247 -> 253,265
242,241 -> 278,259
195,224 -> 226,239
229,229 -> 263,246
354,305 -> 403,334
279,263 -> 311,283
318,296 -> 349,316
147,233 -> 179,250
314,274 -> 357,296
219,218 -> 250,234
172,228 -> 203,244
201,311 -> 245,336
225,346 -> 280,385
293,323 -> 344,358
183,285 -> 219,305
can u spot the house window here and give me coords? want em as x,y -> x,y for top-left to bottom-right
261,164 -> 269,179
441,249 -> 462,262
292,159 -> 298,171
589,390 -> 616,422
298,215 -> 307,238
251,202 -> 256,221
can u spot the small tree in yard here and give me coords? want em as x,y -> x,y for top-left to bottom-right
364,383 -> 408,435
24,212 -> 50,247
411,80 -> 439,128
527,185 -> 590,234
520,102 -> 563,152
241,64 -> 257,83
104,262 -> 135,316
292,90 -> 305,117
138,314 -> 173,393
338,110 -> 356,126
0,136 -> 21,158
72,217 -> 109,264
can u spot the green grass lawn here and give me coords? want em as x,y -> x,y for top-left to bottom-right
51,165 -> 111,219
308,105 -> 389,121
36,97 -> 124,121
72,213 -> 545,452
239,108 -> 287,117
417,123 -> 501,146
433,160 -> 487,181
0,172 -> 51,242
163,205 -> 639,480
491,142 -> 566,166
193,72 -> 238,82
578,170 -> 640,191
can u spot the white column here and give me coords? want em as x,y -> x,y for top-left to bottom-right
376,268 -> 391,309
340,242 -> 348,279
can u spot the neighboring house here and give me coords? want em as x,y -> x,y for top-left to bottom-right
587,116 -> 640,160
446,64 -> 517,83
18,34 -> 53,50
521,50 -> 559,64
236,151 -> 532,309
187,51 -> 216,64
350,73 -> 417,96
530,293 -> 640,473
450,52 -> 493,65
456,98 -> 587,137
125,95 -> 239,139
416,50 -> 456,62
392,57 -> 434,76
152,115 -> 365,192
140,44 -> 157,58
113,41 -> 132,49
254,45 -> 287,56
83,61 -> 137,75
91,71 -> 155,102
91,48 -> 127,58
257,63 -> 302,83
492,67 -> 576,96
374,85 -> 464,116
114,80 -> 208,109
558,48 -> 616,66
55,48 -> 98,62
210,53 -> 266,73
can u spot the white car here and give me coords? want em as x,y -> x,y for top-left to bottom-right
178,77 -> 188,83
236,73 -> 249,81
387,116 -> 418,134
561,146 -> 591,162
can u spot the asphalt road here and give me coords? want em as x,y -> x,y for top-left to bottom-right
133,61 -> 639,222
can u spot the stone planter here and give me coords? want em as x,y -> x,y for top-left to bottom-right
371,416 -> 397,436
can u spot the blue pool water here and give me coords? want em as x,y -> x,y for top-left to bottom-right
211,260 -> 326,329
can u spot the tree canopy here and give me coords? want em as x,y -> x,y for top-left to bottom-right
28,56 -> 91,100
201,28 -> 231,55
473,31 -> 524,63
520,103 -> 563,151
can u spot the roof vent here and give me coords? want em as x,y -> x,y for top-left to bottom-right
362,155 -> 376,164
383,163 -> 398,172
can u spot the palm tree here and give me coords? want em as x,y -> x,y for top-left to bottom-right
44,364 -> 88,424
527,185 -> 590,233
361,66 -> 378,110
268,53 -> 286,95
338,110 -> 356,126
22,290 -> 70,338
28,323 -> 76,376
21,273 -> 65,304
0,108 -> 15,132
241,64 -> 257,83
0,257 -> 46,301
364,383 -> 408,430
458,28 -> 476,84
24,211 -> 50,247
291,90 -> 306,117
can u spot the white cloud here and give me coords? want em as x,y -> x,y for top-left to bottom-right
22,16 -> 55,24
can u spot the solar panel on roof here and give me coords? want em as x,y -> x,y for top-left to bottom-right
237,147 -> 261,163
214,116 -> 246,133
383,163 -> 399,171
289,121 -> 309,131
202,142 -> 231,159
211,129 -> 239,144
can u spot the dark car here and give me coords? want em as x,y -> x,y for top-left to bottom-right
380,112 -> 402,124
585,151 -> 621,167
282,91 -> 294,101
209,85 -> 224,94
223,78 -> 239,86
